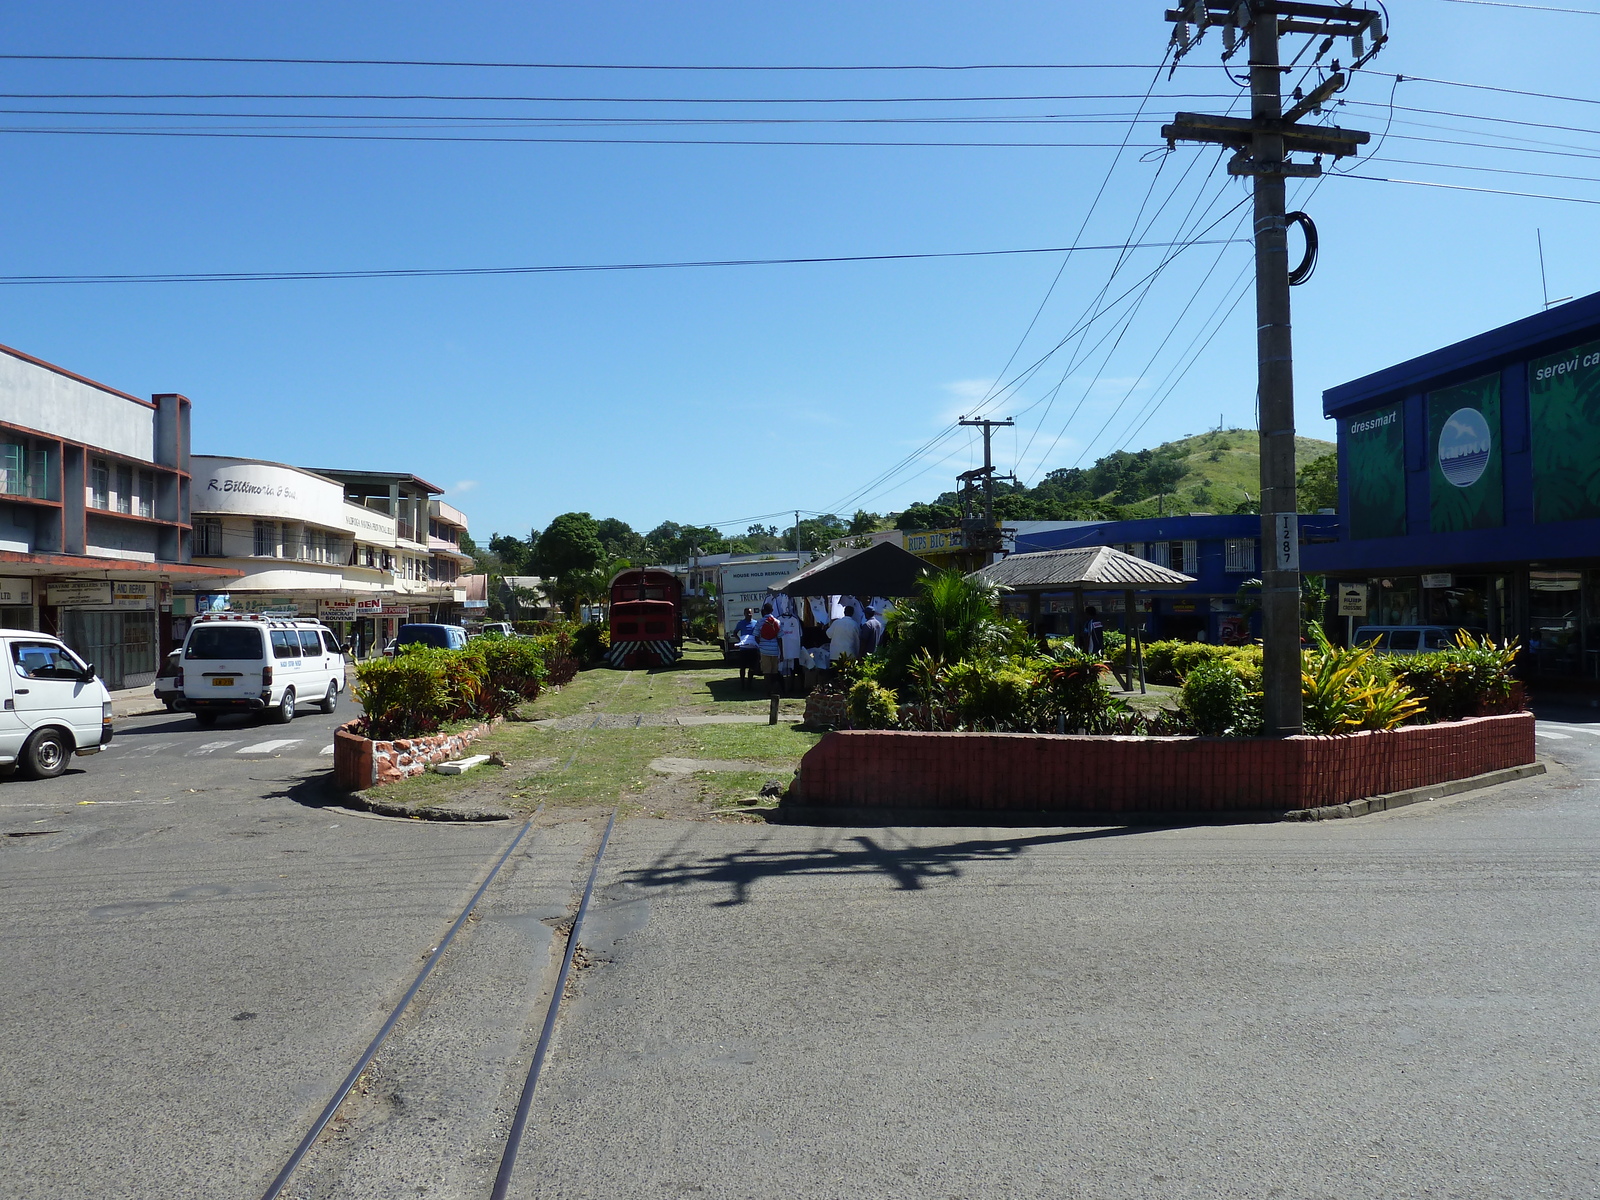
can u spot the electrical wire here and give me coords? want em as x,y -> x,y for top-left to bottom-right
1341,173 -> 1600,204
0,54 -> 1196,71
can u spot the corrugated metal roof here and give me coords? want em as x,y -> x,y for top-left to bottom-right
971,545 -> 1195,590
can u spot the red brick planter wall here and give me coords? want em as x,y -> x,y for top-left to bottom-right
790,712 -> 1535,816
333,716 -> 503,791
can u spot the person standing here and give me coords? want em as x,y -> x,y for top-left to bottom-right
756,603 -> 783,695
732,607 -> 760,690
827,604 -> 861,667
1082,605 -> 1104,655
859,606 -> 884,656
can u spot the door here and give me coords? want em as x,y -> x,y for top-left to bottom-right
319,629 -> 347,692
0,643 -> 27,760
297,629 -> 331,698
8,638 -> 101,747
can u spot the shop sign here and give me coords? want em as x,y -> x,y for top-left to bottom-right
356,597 -> 384,614
379,604 -> 410,617
902,528 -> 965,555
319,601 -> 358,620
1172,601 -> 1197,613
1346,402 -> 1406,541
1337,584 -> 1368,617
1210,598 -> 1240,613
1428,374 -> 1504,533
112,582 -> 155,610
1421,573 -> 1453,590
0,577 -> 32,605
47,579 -> 113,607
196,593 -> 231,613
235,596 -> 299,616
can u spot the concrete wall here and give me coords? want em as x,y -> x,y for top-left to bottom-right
84,514 -> 159,562
0,348 -> 155,460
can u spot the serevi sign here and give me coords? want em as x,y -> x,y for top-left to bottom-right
1529,337 -> 1600,524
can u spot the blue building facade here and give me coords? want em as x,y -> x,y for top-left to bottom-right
1014,513 -> 1339,643
1305,290 -> 1600,680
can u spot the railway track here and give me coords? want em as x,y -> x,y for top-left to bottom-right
261,674 -> 637,1199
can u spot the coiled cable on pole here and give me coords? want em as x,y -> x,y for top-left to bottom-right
1285,210 -> 1318,285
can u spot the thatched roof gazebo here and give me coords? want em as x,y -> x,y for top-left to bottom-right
970,545 -> 1196,690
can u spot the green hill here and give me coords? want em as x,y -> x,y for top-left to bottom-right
1108,428 -> 1335,518
893,428 -> 1336,529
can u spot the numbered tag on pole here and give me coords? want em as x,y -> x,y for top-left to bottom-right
1274,513 -> 1300,571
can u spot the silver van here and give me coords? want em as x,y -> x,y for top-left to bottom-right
178,613 -> 346,726
1350,625 -> 1476,655
0,629 -> 113,778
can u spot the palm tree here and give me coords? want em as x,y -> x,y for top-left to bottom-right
885,570 -> 1013,663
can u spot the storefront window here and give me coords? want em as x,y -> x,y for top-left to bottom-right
1528,571 -> 1583,676
1424,575 -> 1490,632
1373,577 -> 1420,626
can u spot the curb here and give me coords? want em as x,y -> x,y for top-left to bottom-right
336,791 -> 514,823
1279,761 -> 1547,821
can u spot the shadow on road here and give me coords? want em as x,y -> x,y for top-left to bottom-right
621,825 -> 1168,907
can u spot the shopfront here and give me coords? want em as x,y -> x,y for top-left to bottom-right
48,579 -> 160,689
1307,289 -> 1600,685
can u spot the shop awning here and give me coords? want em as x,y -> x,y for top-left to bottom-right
771,541 -> 932,598
970,545 -> 1195,592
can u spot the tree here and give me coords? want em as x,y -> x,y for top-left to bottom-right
595,517 -> 646,563
1297,452 -> 1338,513
487,532 -> 534,575
535,512 -> 604,578
848,510 -> 881,535
785,514 -> 847,552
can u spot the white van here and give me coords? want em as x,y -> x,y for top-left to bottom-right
177,613 -> 346,726
0,629 -> 113,778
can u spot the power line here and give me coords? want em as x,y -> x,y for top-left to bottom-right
0,90 -> 1245,104
0,238 -> 1245,287
0,54 -> 1188,71
1341,172 -> 1600,204
1438,0 -> 1600,13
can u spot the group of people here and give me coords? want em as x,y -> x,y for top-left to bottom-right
731,594 -> 888,694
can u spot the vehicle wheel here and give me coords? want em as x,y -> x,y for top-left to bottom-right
20,727 -> 70,780
271,688 -> 296,724
321,682 -> 338,714
194,712 -> 217,728
163,698 -> 176,711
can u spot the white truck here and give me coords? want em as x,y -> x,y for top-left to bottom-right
716,555 -> 804,659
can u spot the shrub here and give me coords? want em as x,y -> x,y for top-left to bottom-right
1180,659 -> 1258,737
1396,633 -> 1519,721
847,679 -> 900,729
1300,627 -> 1422,735
353,637 -> 552,739
570,621 -> 609,666
1035,644 -> 1129,734
353,652 -> 455,740
944,659 -> 1038,731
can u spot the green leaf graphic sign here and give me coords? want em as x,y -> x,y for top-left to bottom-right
1346,401 -> 1405,540
1429,374 -> 1503,533
1530,338 -> 1600,523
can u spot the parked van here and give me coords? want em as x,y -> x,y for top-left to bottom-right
0,629 -> 113,778
1350,625 -> 1480,654
177,613 -> 346,726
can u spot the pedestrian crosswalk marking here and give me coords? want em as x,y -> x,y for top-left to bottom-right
236,739 -> 301,754
1534,730 -> 1572,740
117,741 -> 179,756
191,740 -> 241,755
319,744 -> 335,756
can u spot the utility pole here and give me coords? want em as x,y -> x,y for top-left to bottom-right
1161,1 -> 1384,736
957,416 -> 1015,560
794,510 -> 802,558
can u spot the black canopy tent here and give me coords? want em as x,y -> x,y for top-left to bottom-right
770,540 -> 932,599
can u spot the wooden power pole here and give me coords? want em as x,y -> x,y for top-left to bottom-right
1161,1 -> 1384,736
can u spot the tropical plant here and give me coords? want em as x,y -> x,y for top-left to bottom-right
847,679 -> 900,729
1396,631 -> 1519,721
883,570 -> 1015,665
944,658 -> 1039,731
1300,624 -> 1422,734
1035,643 -> 1130,733
1180,658 -> 1259,737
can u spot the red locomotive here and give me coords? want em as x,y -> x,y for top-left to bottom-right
605,568 -> 683,668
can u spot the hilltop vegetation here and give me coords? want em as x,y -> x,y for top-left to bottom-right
894,428 -> 1337,528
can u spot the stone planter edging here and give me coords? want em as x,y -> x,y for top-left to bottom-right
335,716 -> 504,791
788,712 -> 1536,816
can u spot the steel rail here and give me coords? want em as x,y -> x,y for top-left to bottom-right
490,807 -> 619,1200
258,809 -> 542,1200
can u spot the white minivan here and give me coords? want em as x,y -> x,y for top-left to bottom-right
0,629 -> 114,778
177,613 -> 346,726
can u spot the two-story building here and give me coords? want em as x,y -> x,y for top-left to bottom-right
0,342 -> 238,687
1305,288 -> 1600,684
1011,513 -> 1339,643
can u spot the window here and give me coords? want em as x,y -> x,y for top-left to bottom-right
186,626 -> 265,659
1171,540 -> 1199,575
270,630 -> 301,659
1388,630 -> 1421,652
194,517 -> 224,556
253,520 -> 278,557
116,463 -> 133,514
0,442 -> 24,495
320,631 -> 342,655
1224,538 -> 1257,573
90,458 -> 110,509
137,470 -> 155,518
297,630 -> 323,657
1148,542 -> 1171,568
12,640 -> 87,680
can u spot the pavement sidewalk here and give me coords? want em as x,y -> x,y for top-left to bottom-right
108,685 -> 169,720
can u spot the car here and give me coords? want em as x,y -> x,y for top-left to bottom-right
390,623 -> 470,652
152,648 -> 182,709
1350,625 -> 1483,654
177,612 -> 347,726
477,621 -> 517,638
0,629 -> 114,778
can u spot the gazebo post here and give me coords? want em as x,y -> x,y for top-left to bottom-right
1075,588 -> 1085,652
1028,589 -> 1041,642
1125,588 -> 1145,693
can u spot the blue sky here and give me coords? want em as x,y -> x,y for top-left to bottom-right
2,0 -> 1598,542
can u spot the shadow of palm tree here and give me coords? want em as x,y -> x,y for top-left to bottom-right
621,825 -> 1166,907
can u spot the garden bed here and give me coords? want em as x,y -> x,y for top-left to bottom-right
334,716 -> 504,791
786,712 -> 1536,818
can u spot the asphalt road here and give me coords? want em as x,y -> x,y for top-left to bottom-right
3,707 -> 1598,1199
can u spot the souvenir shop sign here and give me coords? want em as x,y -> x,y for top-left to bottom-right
319,601 -> 358,620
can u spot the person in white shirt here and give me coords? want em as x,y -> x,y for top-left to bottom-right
827,605 -> 861,664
